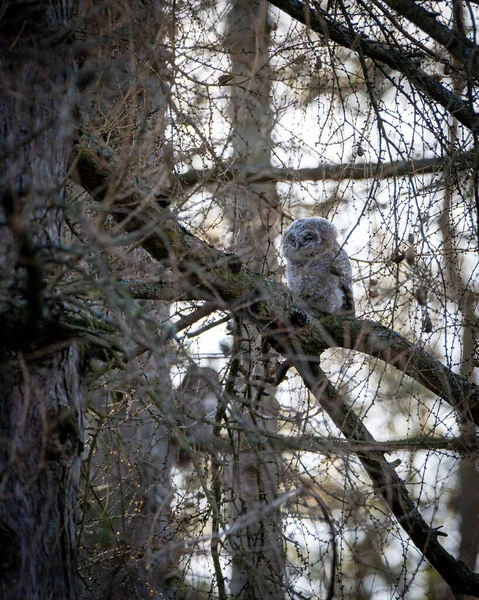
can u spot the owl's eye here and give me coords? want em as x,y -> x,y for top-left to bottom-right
301,232 -> 315,243
287,234 -> 296,244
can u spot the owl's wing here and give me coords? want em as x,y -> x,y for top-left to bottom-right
331,252 -> 355,316
340,281 -> 355,315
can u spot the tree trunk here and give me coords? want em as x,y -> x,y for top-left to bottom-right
0,3 -> 84,598
440,11 -> 479,587
225,0 -> 281,275
224,2 -> 285,598
0,351 -> 84,599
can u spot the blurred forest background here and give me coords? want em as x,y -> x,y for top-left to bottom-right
1,0 -> 479,598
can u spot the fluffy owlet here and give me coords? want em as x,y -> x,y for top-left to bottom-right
281,217 -> 355,316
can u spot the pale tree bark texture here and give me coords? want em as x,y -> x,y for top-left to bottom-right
440,7 -> 479,590
224,2 -> 285,598
0,3 -> 84,599
225,0 -> 281,274
442,165 -> 479,597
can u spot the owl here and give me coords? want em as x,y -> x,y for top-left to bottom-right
281,217 -> 355,316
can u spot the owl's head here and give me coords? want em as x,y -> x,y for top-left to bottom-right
281,217 -> 338,261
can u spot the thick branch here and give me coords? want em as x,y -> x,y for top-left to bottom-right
315,316 -> 479,425
290,360 -> 479,596
116,278 -> 190,302
176,155 -> 465,187
69,140 -> 479,428
267,0 -> 479,132
380,0 -> 479,79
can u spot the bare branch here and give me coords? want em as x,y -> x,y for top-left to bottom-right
315,316 -> 479,426
176,155 -> 462,187
174,302 -> 220,333
290,359 -> 479,596
68,124 -> 479,596
267,0 -> 479,132
380,0 -> 479,79
269,432 -> 479,455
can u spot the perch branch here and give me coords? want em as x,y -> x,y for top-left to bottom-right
69,139 -> 479,427
176,153 -> 473,187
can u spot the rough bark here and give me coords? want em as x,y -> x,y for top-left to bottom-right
0,351 -> 84,600
0,3 -> 84,597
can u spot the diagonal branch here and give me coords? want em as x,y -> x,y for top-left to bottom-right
314,316 -> 479,425
380,0 -> 479,79
69,139 -> 479,428
291,357 -> 479,596
267,0 -> 479,133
